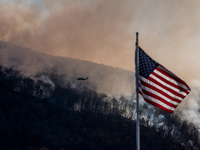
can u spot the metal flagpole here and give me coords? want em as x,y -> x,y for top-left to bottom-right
135,32 -> 140,150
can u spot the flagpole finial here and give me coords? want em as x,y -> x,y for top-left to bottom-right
136,32 -> 139,46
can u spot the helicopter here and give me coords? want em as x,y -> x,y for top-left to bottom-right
77,77 -> 88,80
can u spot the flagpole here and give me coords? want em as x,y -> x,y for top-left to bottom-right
135,32 -> 140,150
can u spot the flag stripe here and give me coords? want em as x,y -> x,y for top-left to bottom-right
153,70 -> 183,90
158,65 -> 189,88
140,75 -> 183,100
139,87 -> 175,112
157,66 -> 190,92
139,82 -> 178,107
138,90 -> 175,113
141,96 -> 173,113
139,77 -> 181,103
151,71 -> 188,95
147,76 -> 186,99
149,73 -> 187,96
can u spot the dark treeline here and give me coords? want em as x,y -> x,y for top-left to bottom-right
0,66 -> 199,150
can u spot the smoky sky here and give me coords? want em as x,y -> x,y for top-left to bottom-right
1,0 -> 200,82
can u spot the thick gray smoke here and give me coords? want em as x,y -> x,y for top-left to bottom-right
0,41 -> 135,97
176,80 -> 200,129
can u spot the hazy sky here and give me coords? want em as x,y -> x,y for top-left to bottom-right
1,0 -> 200,85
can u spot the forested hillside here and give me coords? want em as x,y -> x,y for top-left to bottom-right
0,66 -> 199,150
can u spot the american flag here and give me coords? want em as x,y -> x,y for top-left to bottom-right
138,47 -> 190,113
